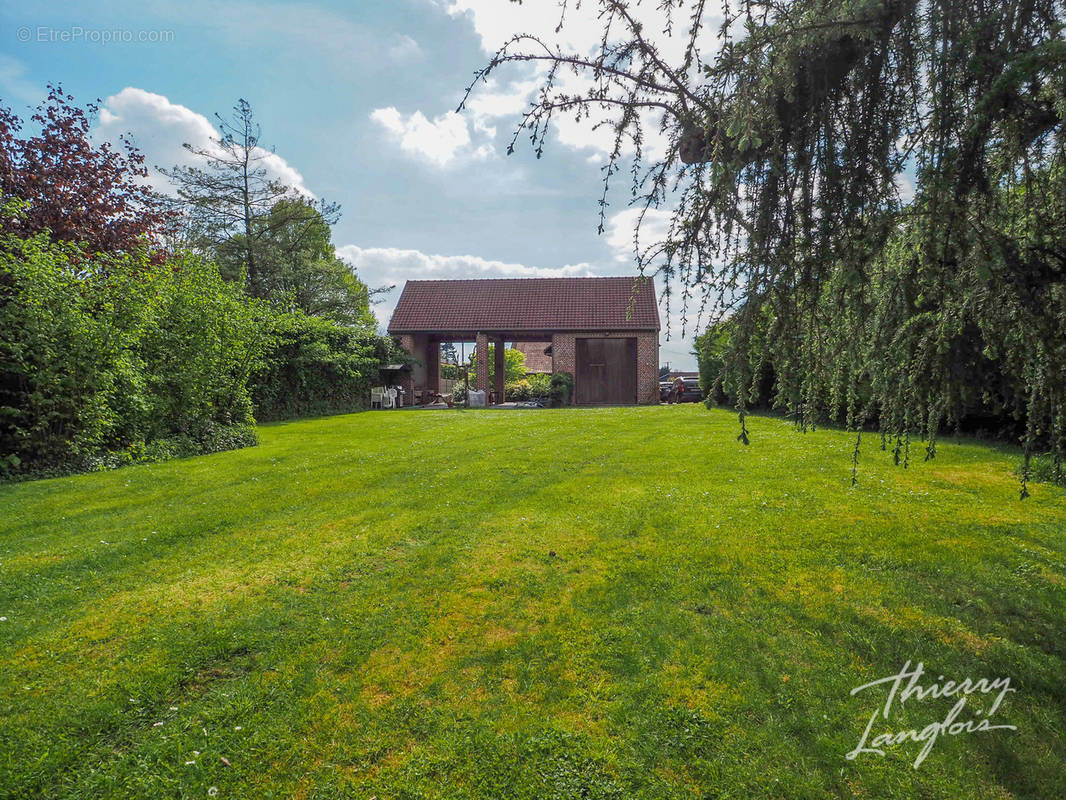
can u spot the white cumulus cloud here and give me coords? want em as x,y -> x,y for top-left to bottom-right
442,1 -> 706,162
464,77 -> 539,119
604,207 -> 674,263
894,172 -> 916,204
443,0 -> 613,56
388,34 -> 424,61
369,106 -> 494,167
372,3 -> 708,167
93,87 -> 313,196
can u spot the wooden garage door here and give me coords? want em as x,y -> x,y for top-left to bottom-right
575,337 -> 637,405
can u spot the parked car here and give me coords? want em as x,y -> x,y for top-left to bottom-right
660,378 -> 704,403
680,378 -> 704,402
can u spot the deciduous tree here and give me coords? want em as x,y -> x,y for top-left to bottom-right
253,198 -> 376,329
0,85 -> 169,256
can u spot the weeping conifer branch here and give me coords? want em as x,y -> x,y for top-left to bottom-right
463,0 -> 1066,494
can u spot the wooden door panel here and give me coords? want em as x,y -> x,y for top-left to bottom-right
576,338 -> 605,404
576,337 -> 636,404
608,338 -> 637,404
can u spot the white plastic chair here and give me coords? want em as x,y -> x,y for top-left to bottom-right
383,387 -> 397,409
370,386 -> 385,409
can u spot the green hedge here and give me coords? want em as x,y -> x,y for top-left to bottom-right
250,311 -> 382,422
0,227 -> 264,478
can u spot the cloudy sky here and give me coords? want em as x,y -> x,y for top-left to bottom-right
1,0 -> 706,368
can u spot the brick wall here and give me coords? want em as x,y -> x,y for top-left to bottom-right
635,332 -> 659,404
550,333 -> 576,376
551,330 -> 658,405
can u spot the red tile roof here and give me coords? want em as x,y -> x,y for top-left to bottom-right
387,277 -> 660,333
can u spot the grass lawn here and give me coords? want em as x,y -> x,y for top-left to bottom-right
1,405 -> 1065,799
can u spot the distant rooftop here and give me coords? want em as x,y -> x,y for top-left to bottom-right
387,277 -> 660,334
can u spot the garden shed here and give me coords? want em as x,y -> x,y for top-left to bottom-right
387,277 -> 661,405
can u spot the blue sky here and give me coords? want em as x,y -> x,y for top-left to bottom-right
1,0 -> 700,368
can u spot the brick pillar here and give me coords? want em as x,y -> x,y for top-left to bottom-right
551,333 -> 576,405
493,337 -> 506,404
426,340 -> 440,394
397,334 -> 416,405
475,332 -> 489,395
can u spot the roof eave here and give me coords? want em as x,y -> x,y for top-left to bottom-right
387,326 -> 660,335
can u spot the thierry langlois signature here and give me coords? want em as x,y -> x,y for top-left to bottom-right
846,660 -> 1016,768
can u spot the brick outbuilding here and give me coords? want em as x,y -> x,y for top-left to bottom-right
387,277 -> 661,405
